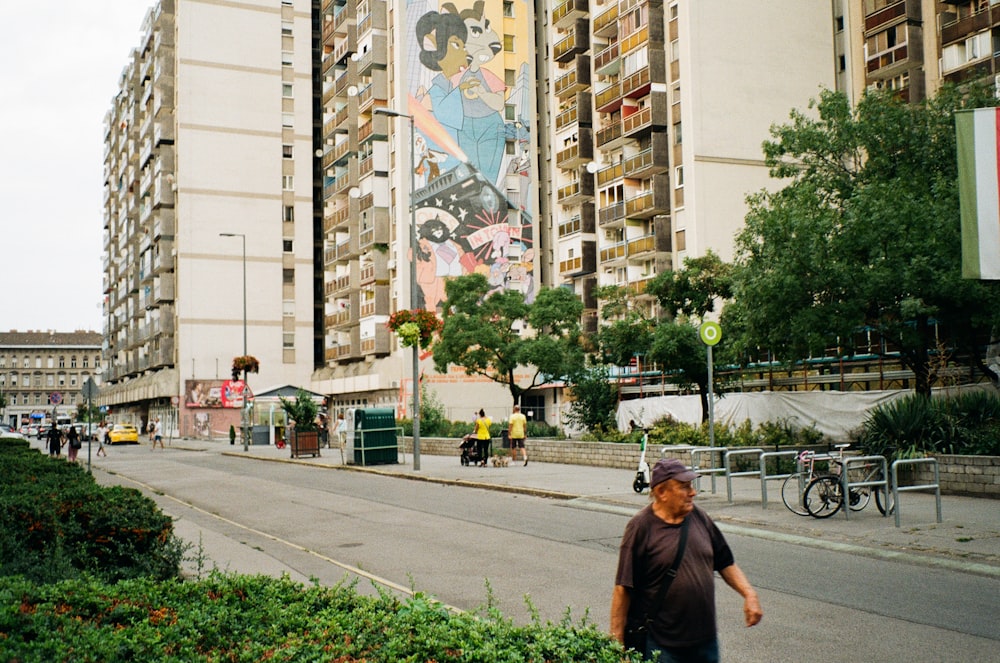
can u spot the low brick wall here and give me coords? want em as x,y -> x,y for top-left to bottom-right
402,437 -> 1000,498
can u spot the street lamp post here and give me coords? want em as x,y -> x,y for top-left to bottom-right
373,107 -> 420,471
219,232 -> 249,452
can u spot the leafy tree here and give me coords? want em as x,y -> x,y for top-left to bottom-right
591,284 -> 654,367
645,250 -> 733,318
648,322 -> 712,422
564,365 -> 619,434
729,85 -> 1000,396
433,274 -> 585,405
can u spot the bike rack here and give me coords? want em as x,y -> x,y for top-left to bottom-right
758,450 -> 800,509
690,446 -> 727,494
891,458 -> 942,527
839,455 -> 889,520
724,448 -> 763,503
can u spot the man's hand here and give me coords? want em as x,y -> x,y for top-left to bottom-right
743,593 -> 763,627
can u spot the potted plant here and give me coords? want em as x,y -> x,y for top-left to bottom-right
279,389 -> 320,458
386,309 -> 442,349
231,355 -> 260,381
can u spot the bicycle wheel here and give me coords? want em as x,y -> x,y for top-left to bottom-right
804,475 -> 843,518
874,484 -> 895,515
781,472 -> 811,516
845,467 -> 871,511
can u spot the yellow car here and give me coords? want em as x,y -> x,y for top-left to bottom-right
108,424 -> 140,445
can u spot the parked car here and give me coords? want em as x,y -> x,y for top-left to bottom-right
0,424 -> 27,440
27,425 -> 40,438
108,424 -> 139,445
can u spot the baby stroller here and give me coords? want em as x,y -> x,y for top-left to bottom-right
459,434 -> 492,466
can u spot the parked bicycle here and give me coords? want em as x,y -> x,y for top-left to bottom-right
781,445 -> 894,518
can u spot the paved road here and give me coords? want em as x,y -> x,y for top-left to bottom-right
76,440 -> 1000,663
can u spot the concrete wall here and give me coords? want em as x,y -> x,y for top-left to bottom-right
402,438 -> 1000,498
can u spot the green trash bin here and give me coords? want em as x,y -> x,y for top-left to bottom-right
353,408 -> 397,466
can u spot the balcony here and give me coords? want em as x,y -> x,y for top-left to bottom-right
622,66 -> 651,99
555,129 -> 593,169
556,175 -> 595,204
553,19 -> 589,63
595,82 -> 622,113
622,93 -> 669,137
626,234 -> 656,261
622,139 -> 669,179
593,3 -> 619,38
559,241 -> 596,276
594,42 -> 620,76
355,35 -> 388,75
596,162 -> 623,187
553,0 -> 588,29
360,326 -> 391,356
624,175 -> 670,219
596,120 -> 623,149
324,204 -> 350,234
325,272 -> 352,297
600,241 -> 626,264
556,104 -> 580,132
554,55 -> 591,99
599,201 -> 626,227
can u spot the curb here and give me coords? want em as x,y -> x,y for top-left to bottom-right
220,451 -> 579,501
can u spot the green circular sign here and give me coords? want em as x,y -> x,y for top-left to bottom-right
699,321 -> 722,346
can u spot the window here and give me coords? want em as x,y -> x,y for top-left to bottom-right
839,55 -> 846,72
283,205 -> 295,222
505,139 -> 516,155
282,112 -> 294,128
835,16 -> 844,32
46,375 -> 54,387
503,34 -> 514,52
505,68 -> 515,87
35,357 -> 41,369
282,83 -> 294,98
283,300 -> 295,316
281,20 -> 293,36
669,3 -> 678,20
281,51 -> 293,66
282,175 -> 294,190
283,144 -> 293,159
70,356 -> 77,368
283,268 -> 295,284
283,332 -> 295,348
675,229 -> 686,251
504,104 -> 516,121
673,121 -> 682,145
503,0 -> 513,18
58,356 -> 65,368
283,239 -> 293,252
70,375 -> 78,387
674,166 -> 683,188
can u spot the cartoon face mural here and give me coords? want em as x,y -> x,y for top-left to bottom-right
408,0 -> 534,312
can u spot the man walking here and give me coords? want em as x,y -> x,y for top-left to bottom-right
151,417 -> 164,450
507,405 -> 528,466
611,458 -> 763,662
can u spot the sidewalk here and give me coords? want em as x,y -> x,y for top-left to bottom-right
163,435 -> 1000,577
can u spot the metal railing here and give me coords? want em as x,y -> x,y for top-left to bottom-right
758,450 -> 800,509
839,455 -> 889,520
724,448 -> 764,503
891,458 -> 942,528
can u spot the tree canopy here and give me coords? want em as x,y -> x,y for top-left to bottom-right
432,274 -> 585,405
727,85 -> 1000,395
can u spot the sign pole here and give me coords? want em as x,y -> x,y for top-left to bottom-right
698,321 -> 722,448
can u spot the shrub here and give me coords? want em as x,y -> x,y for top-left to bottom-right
857,391 -> 1000,458
0,439 -> 184,584
0,574 -> 639,662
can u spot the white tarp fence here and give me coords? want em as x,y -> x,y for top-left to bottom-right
616,390 -> 912,441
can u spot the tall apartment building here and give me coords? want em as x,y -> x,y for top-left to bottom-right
0,331 -> 102,430
842,0 -> 1000,104
101,0 -> 320,436
543,0 -> 835,327
312,0 -> 542,417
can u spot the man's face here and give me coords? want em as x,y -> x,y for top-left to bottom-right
656,478 -> 696,518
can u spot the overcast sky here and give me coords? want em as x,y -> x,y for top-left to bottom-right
0,2 -> 155,334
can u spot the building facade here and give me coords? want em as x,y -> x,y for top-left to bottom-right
0,331 -> 102,430
100,0 -> 321,437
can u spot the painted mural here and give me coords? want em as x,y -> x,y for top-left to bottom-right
406,0 -> 535,313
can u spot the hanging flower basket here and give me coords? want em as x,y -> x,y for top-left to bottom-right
231,355 -> 260,380
386,309 -> 442,349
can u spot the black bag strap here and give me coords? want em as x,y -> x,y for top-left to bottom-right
643,516 -> 689,628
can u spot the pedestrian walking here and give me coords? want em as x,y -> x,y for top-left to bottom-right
65,424 -> 81,463
152,417 -> 164,449
335,413 -> 347,463
508,405 -> 528,466
95,421 -> 108,457
44,422 -> 62,458
473,409 -> 492,467
611,458 -> 763,662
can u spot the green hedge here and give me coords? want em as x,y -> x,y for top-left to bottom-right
0,574 -> 637,662
0,438 -> 184,584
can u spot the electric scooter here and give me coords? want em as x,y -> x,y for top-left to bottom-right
633,427 -> 650,493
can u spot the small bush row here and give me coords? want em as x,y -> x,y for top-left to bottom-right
582,416 -> 828,450
0,438 -> 184,585
0,573 -> 637,663
855,390 -> 1000,459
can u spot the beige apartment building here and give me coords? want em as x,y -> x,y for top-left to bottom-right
0,331 -> 102,430
100,0 -> 320,437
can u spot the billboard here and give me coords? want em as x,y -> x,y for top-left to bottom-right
184,379 -> 247,409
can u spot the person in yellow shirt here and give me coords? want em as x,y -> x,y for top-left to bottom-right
508,405 -> 528,466
474,409 -> 492,467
